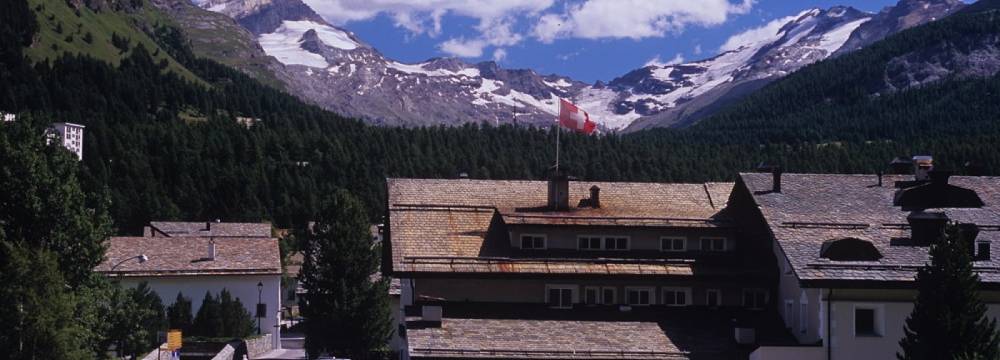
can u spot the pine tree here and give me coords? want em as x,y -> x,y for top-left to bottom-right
0,242 -> 90,360
218,289 -> 254,338
898,223 -> 1000,360
167,292 -> 193,332
301,190 -> 393,359
192,291 -> 223,338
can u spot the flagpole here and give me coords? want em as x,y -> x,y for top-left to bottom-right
555,121 -> 560,174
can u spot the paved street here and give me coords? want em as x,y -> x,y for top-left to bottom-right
255,333 -> 305,360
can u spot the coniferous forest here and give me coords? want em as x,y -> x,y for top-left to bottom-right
4,0 -> 1000,234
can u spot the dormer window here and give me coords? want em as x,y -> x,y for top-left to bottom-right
820,237 -> 882,261
520,234 -> 547,249
578,236 -> 603,250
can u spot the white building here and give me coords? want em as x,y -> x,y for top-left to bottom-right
97,236 -> 283,350
48,122 -> 85,160
733,158 -> 1000,359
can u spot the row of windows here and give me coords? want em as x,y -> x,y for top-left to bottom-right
520,234 -> 730,252
545,285 -> 768,309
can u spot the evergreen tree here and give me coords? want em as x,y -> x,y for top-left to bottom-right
192,291 -> 223,338
0,242 -> 90,360
167,292 -> 194,332
218,289 -> 254,338
301,190 -> 393,359
898,223 -> 1000,360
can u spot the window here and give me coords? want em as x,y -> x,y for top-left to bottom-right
742,289 -> 768,309
583,287 -> 600,305
546,285 -> 574,309
604,236 -> 629,250
578,236 -> 603,250
799,302 -> 808,334
520,234 -> 546,249
626,287 -> 654,306
700,237 -> 727,252
601,287 -> 617,305
706,289 -> 721,307
854,305 -> 883,337
660,237 -> 686,252
785,300 -> 795,328
662,288 -> 690,306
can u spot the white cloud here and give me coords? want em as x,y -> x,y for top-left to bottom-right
719,11 -> 801,52
492,48 -> 508,62
644,53 -> 685,67
304,0 -> 553,57
532,0 -> 754,43
439,38 -> 487,57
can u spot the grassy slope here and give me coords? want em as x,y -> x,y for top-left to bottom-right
159,0 -> 286,90
26,0 -> 202,83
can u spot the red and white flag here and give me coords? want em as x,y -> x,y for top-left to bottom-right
558,98 -> 596,135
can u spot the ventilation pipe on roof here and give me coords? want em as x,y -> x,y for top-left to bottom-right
772,166 -> 783,193
877,171 -> 884,187
907,212 -> 949,246
208,238 -> 217,260
204,221 -> 211,231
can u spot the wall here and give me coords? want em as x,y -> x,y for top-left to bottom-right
415,277 -> 763,307
819,289 -> 1000,360
244,333 -> 273,358
749,345 -> 824,360
118,274 -> 282,349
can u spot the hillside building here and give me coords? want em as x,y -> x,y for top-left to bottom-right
47,122 -> 85,160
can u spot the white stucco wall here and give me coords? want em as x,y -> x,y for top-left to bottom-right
119,274 -> 282,349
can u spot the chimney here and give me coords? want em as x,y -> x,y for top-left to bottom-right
208,238 -> 217,260
877,171 -> 884,187
913,156 -> 933,181
589,185 -> 601,208
421,305 -> 443,327
772,166 -> 782,193
205,221 -> 211,231
548,173 -> 570,211
907,212 -> 948,246
929,170 -> 951,186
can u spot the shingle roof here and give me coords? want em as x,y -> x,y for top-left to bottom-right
406,303 -> 794,359
149,221 -> 272,238
740,173 -> 1000,286
96,237 -> 281,277
387,179 -> 733,275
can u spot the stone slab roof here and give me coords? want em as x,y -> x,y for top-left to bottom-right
406,303 -> 793,359
387,179 -> 734,276
149,221 -> 272,238
741,173 -> 1000,286
96,237 -> 281,277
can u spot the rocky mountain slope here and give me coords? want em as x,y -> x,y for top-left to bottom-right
183,0 -> 962,130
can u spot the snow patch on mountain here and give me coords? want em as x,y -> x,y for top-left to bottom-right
818,18 -> 870,53
387,61 -> 480,77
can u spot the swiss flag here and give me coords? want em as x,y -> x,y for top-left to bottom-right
558,98 -> 597,135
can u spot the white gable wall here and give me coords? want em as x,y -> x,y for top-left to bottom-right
119,274 -> 282,349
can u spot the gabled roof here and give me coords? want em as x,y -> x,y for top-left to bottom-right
96,237 -> 281,277
387,178 -> 734,276
148,221 -> 272,238
740,173 -> 1000,286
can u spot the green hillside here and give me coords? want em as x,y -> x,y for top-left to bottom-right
26,0 -> 200,82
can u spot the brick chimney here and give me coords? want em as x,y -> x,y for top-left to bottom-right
907,212 -> 948,246
589,185 -> 601,208
208,238 -> 217,260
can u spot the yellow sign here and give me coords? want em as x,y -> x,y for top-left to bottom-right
166,329 -> 182,351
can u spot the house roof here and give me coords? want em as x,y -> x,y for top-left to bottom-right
406,303 -> 794,359
96,237 -> 281,277
740,173 -> 1000,286
387,179 -> 733,276
148,221 -> 272,238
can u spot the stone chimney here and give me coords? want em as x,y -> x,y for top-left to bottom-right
913,155 -> 933,181
589,185 -> 601,208
548,173 -> 569,211
907,212 -> 948,246
208,238 -> 217,260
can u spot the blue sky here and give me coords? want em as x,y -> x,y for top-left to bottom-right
304,0 -> 903,83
